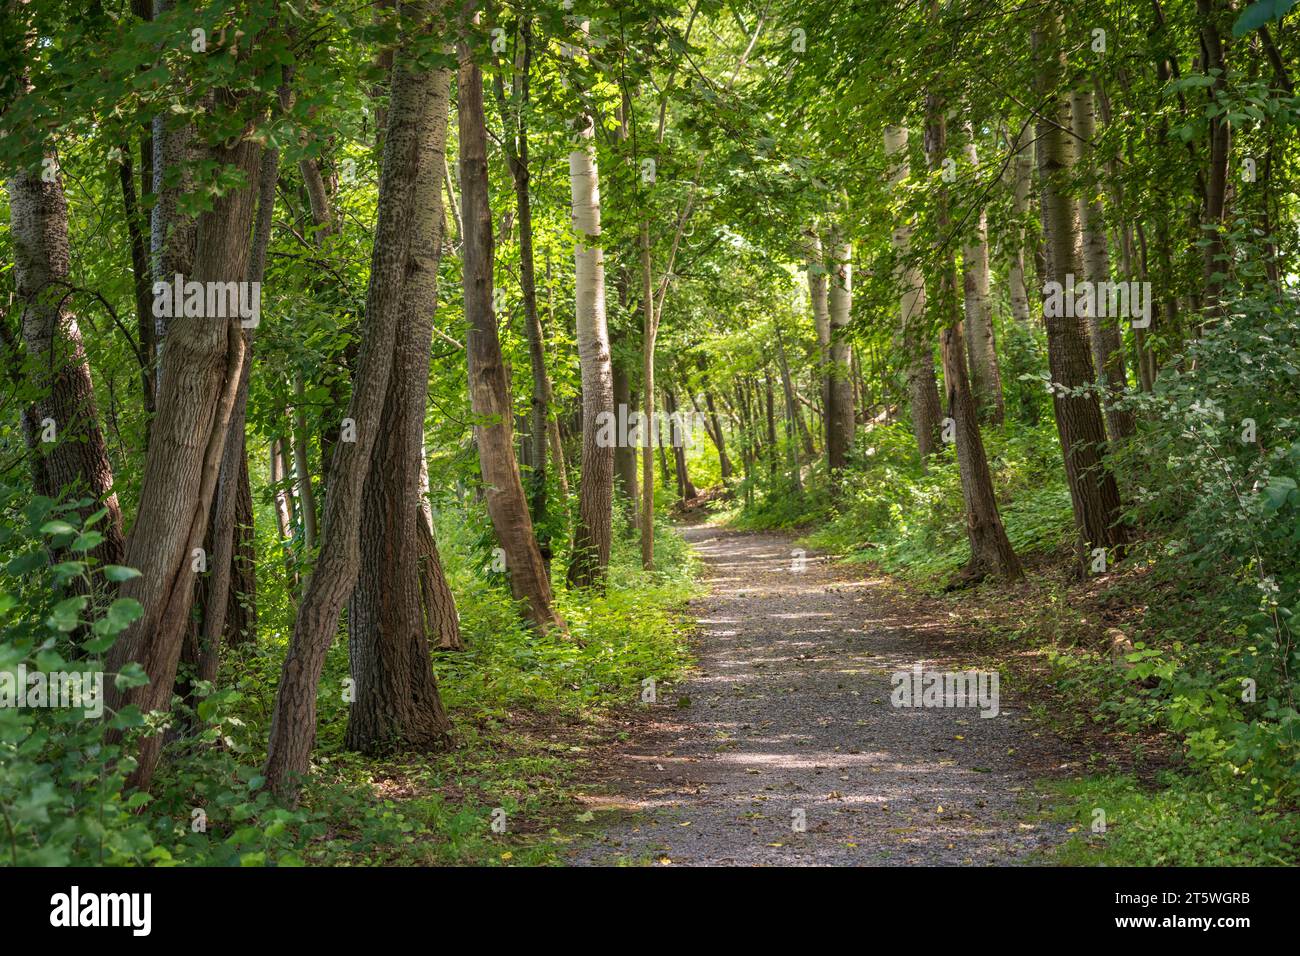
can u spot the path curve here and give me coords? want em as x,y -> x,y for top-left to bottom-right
572,525 -> 1069,866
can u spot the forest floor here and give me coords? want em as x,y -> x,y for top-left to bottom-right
568,522 -> 1081,866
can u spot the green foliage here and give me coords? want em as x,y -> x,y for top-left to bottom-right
0,486 -> 311,866
775,421 -> 1074,583
1043,774 -> 1299,866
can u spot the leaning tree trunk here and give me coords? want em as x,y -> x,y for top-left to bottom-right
345,50 -> 455,756
566,85 -> 614,590
493,20 -> 556,532
263,10 -> 437,801
105,97 -> 259,792
825,226 -> 855,475
417,503 -> 462,650
1071,89 -> 1135,443
960,129 -> 1005,425
925,88 -> 1022,581
884,125 -> 943,460
1034,14 -> 1128,564
459,30 -> 562,628
7,157 -> 125,568
181,141 -> 278,692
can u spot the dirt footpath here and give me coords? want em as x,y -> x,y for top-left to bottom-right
570,525 -> 1073,866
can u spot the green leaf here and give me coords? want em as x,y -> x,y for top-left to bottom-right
1262,476 -> 1297,511
39,520 -> 78,537
104,598 -> 144,632
1232,0 -> 1298,37
46,595 -> 89,632
71,531 -> 104,552
102,564 -> 142,582
114,662 -> 150,691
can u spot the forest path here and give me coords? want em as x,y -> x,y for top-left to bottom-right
570,524 -> 1071,866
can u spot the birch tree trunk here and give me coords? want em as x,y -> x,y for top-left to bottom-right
960,131 -> 1005,425
884,125 -> 943,460
566,81 -> 614,589
1071,89 -> 1135,443
804,228 -> 831,458
826,227 -> 855,474
1007,122 -> 1035,329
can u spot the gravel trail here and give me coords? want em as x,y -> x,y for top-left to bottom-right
572,525 -> 1071,866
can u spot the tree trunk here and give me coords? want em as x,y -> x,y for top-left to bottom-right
105,94 -> 259,791
925,83 -> 1021,581
639,222 -> 657,568
417,505 -> 462,650
566,73 -> 614,590
612,357 -> 640,519
1008,122 -> 1035,329
345,50 -> 455,755
493,21 -> 555,533
117,151 -> 156,417
1034,14 -> 1128,563
263,10 -> 440,801
8,158 -> 126,568
826,227 -> 855,474
804,227 -> 831,456
884,125 -> 942,459
291,373 -> 319,551
1071,89 -> 1135,443
773,319 -> 814,457
664,388 -> 696,501
184,142 -> 277,679
1197,0 -> 1231,319
458,26 -> 561,629
960,130 -> 1005,425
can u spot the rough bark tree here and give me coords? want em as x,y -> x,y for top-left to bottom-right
1034,13 -> 1128,564
458,20 -> 562,628
105,91 -> 260,790
345,47 -> 456,755
263,7 -> 440,800
8,155 -> 126,568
